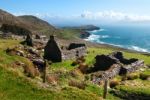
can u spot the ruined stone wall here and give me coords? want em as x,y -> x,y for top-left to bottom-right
62,47 -> 86,60
92,64 -> 121,84
92,60 -> 144,84
121,60 -> 144,74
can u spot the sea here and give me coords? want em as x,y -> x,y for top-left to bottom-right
85,25 -> 150,53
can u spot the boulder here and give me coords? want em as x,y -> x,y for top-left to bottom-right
16,50 -> 25,57
32,59 -> 45,72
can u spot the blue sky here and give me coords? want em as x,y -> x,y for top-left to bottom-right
1,0 -> 150,25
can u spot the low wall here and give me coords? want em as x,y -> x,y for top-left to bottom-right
62,47 -> 86,60
92,60 -> 144,84
121,60 -> 144,74
92,64 -> 121,84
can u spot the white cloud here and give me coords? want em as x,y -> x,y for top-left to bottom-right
13,12 -> 55,18
13,11 -> 150,24
80,10 -> 150,22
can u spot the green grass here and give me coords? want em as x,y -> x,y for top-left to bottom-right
0,66 -> 56,100
115,85 -> 150,97
0,39 -> 150,100
0,66 -> 102,100
50,60 -> 75,70
0,39 -> 101,100
85,83 -> 121,100
86,48 -> 150,65
60,29 -> 80,39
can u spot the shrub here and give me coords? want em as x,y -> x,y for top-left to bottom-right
0,57 -> 4,62
109,80 -> 119,88
84,75 -> 90,81
126,73 -> 139,80
71,61 -> 78,66
78,63 -> 88,74
34,66 -> 40,76
46,75 -> 58,85
78,56 -> 86,63
23,63 -> 37,78
140,73 -> 150,80
69,69 -> 83,78
121,75 -> 128,81
71,56 -> 86,66
68,80 -> 86,89
6,48 -> 16,56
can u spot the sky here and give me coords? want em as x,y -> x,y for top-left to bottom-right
1,0 -> 150,26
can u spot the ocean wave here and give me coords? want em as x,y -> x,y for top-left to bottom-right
84,34 -> 109,42
99,28 -> 105,32
101,35 -> 109,38
85,34 -> 150,53
90,28 -> 105,33
84,34 -> 122,47
128,46 -> 149,52
84,34 -> 100,41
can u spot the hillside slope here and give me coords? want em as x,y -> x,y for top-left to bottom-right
18,15 -> 59,35
0,38 -> 150,100
0,9 -> 92,39
0,9 -> 59,36
0,39 -> 101,100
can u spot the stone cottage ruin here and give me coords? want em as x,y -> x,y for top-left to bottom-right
44,35 -> 62,62
25,34 -> 33,46
91,52 -> 144,84
44,35 -> 87,62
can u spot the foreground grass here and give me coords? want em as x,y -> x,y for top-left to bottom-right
87,48 -> 150,65
0,66 -> 102,100
0,39 -> 101,100
0,39 -> 150,100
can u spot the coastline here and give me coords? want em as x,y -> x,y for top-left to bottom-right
83,28 -> 150,55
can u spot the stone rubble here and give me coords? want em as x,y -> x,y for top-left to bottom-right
92,52 -> 145,84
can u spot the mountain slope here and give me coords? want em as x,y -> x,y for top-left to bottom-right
0,9 -> 59,36
0,9 -> 87,39
0,9 -> 31,29
18,15 -> 59,35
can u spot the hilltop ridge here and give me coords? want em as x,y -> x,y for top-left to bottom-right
0,9 -> 59,36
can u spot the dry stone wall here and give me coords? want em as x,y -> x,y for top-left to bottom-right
62,47 -> 86,60
92,64 -> 121,84
92,52 -> 145,84
120,60 -> 144,74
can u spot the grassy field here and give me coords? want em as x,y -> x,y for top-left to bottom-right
0,39 -> 150,100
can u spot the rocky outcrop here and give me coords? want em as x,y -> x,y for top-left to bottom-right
80,31 -> 90,38
62,25 -> 100,39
